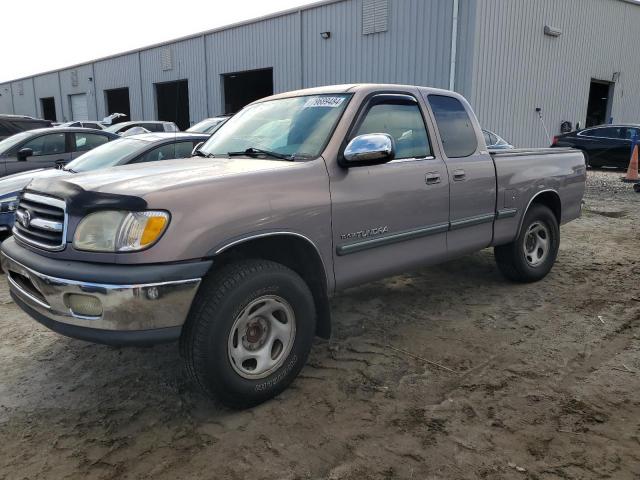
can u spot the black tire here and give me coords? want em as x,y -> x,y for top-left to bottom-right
180,259 -> 316,409
494,204 -> 559,283
581,150 -> 591,168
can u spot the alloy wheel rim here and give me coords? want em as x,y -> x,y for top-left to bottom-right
227,295 -> 296,380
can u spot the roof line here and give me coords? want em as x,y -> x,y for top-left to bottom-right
1,0 -> 346,85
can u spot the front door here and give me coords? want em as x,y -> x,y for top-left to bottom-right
6,132 -> 72,175
424,93 -> 496,258
330,93 -> 449,289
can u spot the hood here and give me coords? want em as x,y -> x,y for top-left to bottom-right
27,157 -> 299,198
1,168 -> 69,197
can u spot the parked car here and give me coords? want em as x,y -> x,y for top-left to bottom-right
56,121 -> 106,130
105,121 -> 179,135
186,116 -> 231,135
552,124 -> 640,168
483,129 -> 514,149
0,132 -> 209,233
0,127 -> 118,177
0,115 -> 52,141
1,84 -> 586,408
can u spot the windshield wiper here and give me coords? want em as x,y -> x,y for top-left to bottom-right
62,166 -> 77,173
227,147 -> 294,161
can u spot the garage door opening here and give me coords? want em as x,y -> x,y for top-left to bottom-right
69,93 -> 88,121
40,97 -> 56,121
222,68 -> 273,114
105,87 -> 130,124
155,80 -> 189,130
586,80 -> 614,127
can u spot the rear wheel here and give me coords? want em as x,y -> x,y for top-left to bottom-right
180,259 -> 316,408
494,204 -> 559,283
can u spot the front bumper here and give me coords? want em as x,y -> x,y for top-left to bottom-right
1,238 -> 211,346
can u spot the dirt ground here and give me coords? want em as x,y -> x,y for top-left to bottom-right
0,170 -> 639,480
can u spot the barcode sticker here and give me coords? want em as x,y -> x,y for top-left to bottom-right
303,96 -> 346,108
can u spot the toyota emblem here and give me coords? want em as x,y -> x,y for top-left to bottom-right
18,209 -> 31,228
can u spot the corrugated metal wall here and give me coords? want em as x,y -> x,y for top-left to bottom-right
33,72 -> 62,121
0,84 -> 12,113
3,0 -> 639,147
58,64 -> 97,121
205,12 -> 302,116
469,0 -> 640,147
94,53 -> 143,121
302,0 -> 453,88
140,37 -> 208,124
10,79 -> 37,117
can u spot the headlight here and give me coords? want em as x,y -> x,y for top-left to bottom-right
73,210 -> 170,252
0,196 -> 18,213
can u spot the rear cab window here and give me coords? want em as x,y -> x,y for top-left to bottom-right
428,95 -> 478,158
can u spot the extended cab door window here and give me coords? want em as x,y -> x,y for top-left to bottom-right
427,95 -> 478,158
353,100 -> 431,160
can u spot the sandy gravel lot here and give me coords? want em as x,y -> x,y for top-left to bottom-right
0,170 -> 639,480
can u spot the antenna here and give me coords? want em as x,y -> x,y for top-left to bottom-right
536,107 -> 551,145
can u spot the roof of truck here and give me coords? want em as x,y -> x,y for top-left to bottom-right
257,83 -> 460,103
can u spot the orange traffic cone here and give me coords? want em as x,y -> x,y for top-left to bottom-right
622,144 -> 639,183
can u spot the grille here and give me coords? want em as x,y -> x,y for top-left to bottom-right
13,192 -> 66,251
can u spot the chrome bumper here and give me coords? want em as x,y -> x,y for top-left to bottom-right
1,252 -> 201,332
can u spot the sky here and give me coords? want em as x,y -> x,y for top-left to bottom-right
1,0 -> 320,82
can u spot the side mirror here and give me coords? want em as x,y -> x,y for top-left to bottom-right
342,133 -> 395,167
191,142 -> 204,157
17,148 -> 33,161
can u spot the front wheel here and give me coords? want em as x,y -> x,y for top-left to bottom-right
494,204 -> 560,283
180,259 -> 316,408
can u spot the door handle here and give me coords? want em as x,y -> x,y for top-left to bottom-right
453,169 -> 466,181
425,172 -> 441,185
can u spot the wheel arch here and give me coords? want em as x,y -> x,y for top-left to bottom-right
210,232 -> 332,339
518,189 -> 562,234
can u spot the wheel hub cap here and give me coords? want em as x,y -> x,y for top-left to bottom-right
228,295 -> 296,379
523,221 -> 550,267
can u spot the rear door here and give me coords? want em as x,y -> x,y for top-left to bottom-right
330,92 -> 449,289
424,93 -> 496,258
6,132 -> 72,175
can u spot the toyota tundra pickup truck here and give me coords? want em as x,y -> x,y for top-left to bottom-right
1,84 -> 586,408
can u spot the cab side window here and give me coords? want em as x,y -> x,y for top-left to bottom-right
21,133 -> 66,156
428,95 -> 478,158
354,100 -> 431,159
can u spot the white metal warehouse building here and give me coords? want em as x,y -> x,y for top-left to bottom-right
1,0 -> 639,147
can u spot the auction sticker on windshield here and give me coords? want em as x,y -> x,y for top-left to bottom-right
303,96 -> 346,108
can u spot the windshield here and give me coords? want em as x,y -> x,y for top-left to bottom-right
187,118 -> 228,134
199,94 -> 352,159
0,131 -> 33,155
65,138 -> 145,173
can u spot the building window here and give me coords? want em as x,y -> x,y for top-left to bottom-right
362,0 -> 388,35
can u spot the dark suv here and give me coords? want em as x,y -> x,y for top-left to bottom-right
0,115 -> 52,141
